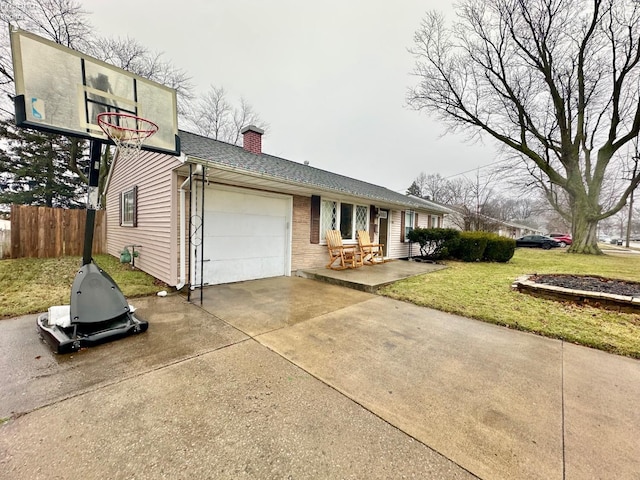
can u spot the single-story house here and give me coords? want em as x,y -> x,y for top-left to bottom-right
441,204 -> 540,238
105,126 -> 450,288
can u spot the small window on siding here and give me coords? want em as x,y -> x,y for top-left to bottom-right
404,210 -> 415,241
120,186 -> 137,227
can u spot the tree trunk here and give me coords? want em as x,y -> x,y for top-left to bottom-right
568,204 -> 601,254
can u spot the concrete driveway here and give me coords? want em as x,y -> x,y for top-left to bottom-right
1,276 -> 639,479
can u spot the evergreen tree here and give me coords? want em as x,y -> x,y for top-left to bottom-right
0,119 -> 88,208
406,180 -> 423,198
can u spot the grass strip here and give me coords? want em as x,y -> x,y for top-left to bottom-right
0,254 -> 163,319
380,249 -> 640,358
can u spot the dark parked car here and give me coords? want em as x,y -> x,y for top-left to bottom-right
515,235 -> 561,250
548,233 -> 572,247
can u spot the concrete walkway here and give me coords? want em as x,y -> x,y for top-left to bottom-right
1,277 -> 639,479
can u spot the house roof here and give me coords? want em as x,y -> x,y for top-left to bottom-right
179,130 -> 450,213
443,204 -> 540,231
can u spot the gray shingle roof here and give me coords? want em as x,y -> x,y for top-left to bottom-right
179,130 -> 449,213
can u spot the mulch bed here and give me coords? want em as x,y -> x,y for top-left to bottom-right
530,274 -> 640,297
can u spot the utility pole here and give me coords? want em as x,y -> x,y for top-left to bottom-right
626,147 -> 639,248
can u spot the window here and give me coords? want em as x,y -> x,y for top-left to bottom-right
404,210 -> 415,241
431,215 -> 440,228
340,203 -> 353,239
320,199 -> 337,235
320,199 -> 368,242
355,205 -> 368,232
120,186 -> 137,227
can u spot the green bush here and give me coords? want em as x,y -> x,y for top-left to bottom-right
406,228 -> 460,260
483,234 -> 516,262
452,231 -> 488,262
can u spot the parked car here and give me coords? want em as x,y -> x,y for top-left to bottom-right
547,233 -> 572,247
515,235 -> 561,250
610,238 -> 623,245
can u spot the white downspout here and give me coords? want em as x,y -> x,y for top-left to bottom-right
175,176 -> 191,290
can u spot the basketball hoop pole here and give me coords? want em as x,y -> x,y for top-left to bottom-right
82,140 -> 103,266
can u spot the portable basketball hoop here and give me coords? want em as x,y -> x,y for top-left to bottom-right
97,112 -> 159,161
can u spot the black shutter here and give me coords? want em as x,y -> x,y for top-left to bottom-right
310,195 -> 320,244
132,185 -> 138,227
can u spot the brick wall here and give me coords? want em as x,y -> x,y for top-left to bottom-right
291,195 -> 327,271
242,130 -> 262,154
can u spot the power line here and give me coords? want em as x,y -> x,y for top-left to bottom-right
443,158 -> 511,179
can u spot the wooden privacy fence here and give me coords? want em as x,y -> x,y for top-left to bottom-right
10,205 -> 106,258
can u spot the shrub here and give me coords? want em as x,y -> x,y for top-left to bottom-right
483,234 -> 516,262
406,228 -> 460,260
452,231 -> 488,262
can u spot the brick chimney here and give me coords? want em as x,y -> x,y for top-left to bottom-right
241,125 -> 264,154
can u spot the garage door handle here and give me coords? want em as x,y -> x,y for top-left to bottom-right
202,259 -> 210,262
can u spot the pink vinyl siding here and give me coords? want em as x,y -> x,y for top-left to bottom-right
106,150 -> 181,285
386,209 -> 434,259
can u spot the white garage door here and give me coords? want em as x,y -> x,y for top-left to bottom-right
193,186 -> 291,285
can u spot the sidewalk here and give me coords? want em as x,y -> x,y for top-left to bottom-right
1,277 -> 639,479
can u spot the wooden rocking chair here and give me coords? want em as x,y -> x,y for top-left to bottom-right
325,230 -> 362,270
357,230 -> 385,265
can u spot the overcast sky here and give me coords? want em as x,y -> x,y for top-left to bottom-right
80,0 -> 499,193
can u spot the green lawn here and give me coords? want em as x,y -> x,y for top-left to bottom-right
0,254 -> 164,319
380,248 -> 640,358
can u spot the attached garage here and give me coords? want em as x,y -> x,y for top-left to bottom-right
192,185 -> 292,285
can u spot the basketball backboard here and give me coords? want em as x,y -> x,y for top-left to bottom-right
10,28 -> 180,155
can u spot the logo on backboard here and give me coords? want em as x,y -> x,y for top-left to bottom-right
31,98 -> 45,120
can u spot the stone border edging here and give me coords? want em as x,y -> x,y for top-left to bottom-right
511,274 -> 640,313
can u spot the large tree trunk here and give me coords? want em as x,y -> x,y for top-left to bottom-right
568,196 -> 601,254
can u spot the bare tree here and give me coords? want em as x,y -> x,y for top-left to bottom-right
422,173 -> 451,202
0,0 -> 194,207
407,172 -> 468,204
408,0 -> 640,254
183,85 -> 267,145
0,0 -> 92,116
409,168 -> 543,231
91,36 -> 193,116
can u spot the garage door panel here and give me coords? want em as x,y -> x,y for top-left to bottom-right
209,189 -> 286,215
200,254 -> 285,285
197,187 -> 291,285
206,212 -> 285,237
207,237 -> 286,261
260,256 -> 285,276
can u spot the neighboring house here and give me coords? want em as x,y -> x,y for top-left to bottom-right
441,205 -> 539,238
105,126 -> 450,288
